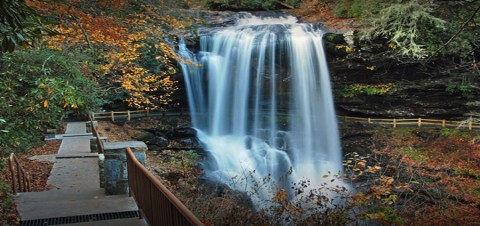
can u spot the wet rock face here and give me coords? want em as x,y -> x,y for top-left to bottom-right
196,11 -> 303,36
324,33 -> 480,119
334,82 -> 479,118
196,11 -> 247,36
167,127 -> 197,139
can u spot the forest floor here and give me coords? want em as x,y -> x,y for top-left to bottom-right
340,123 -> 480,225
100,118 -> 480,225
287,1 -> 360,32
0,140 -> 60,225
1,117 -> 479,225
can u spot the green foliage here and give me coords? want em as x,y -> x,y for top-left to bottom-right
0,0 -> 56,54
435,4 -> 480,59
446,83 -> 473,96
169,150 -> 201,174
454,167 -> 480,181
0,178 -> 12,209
360,1 -> 446,59
340,83 -> 394,98
363,206 -> 404,224
439,128 -> 470,139
333,1 -> 479,61
332,0 -> 392,18
398,147 -> 427,163
0,49 -> 101,155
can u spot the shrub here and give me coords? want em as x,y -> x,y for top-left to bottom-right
332,0 -> 353,18
360,1 -> 446,59
446,83 -> 473,96
0,49 -> 102,155
333,0 -> 392,18
340,83 -> 394,98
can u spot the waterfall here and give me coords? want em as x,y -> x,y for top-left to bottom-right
179,13 -> 343,209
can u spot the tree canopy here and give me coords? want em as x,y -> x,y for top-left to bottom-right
0,0 -> 55,55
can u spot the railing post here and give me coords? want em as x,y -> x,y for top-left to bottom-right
26,173 -> 31,192
393,119 -> 397,128
111,111 -> 115,122
418,118 -> 422,128
16,159 -> 23,192
127,110 -> 131,121
9,154 -> 17,194
368,118 -> 371,124
21,169 -> 27,192
469,121 -> 473,130
442,120 -> 446,128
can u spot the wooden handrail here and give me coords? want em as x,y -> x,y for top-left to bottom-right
126,147 -> 204,226
9,153 -> 31,194
342,116 -> 479,130
91,109 -> 190,121
88,113 -> 104,154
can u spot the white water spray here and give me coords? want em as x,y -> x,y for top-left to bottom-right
179,13 -> 343,209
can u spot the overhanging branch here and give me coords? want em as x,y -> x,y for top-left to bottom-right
426,4 -> 480,62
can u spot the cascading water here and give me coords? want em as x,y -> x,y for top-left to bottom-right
179,13 -> 343,209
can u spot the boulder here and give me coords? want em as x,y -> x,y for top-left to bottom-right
168,127 -> 197,139
127,129 -> 155,142
146,136 -> 169,151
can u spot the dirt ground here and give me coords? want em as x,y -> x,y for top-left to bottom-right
0,139 -> 60,225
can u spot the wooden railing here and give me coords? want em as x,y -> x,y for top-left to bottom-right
91,109 -> 188,122
340,116 -> 480,130
88,113 -> 104,153
90,110 -> 479,131
9,153 -> 31,194
126,147 -> 204,226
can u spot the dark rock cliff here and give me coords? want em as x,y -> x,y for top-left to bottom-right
324,33 -> 480,119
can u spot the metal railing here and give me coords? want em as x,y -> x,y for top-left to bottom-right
9,153 -> 31,194
88,113 -> 104,154
126,147 -> 204,226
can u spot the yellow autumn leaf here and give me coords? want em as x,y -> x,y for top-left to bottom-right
43,100 -> 49,108
356,161 -> 366,167
388,43 -> 397,49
